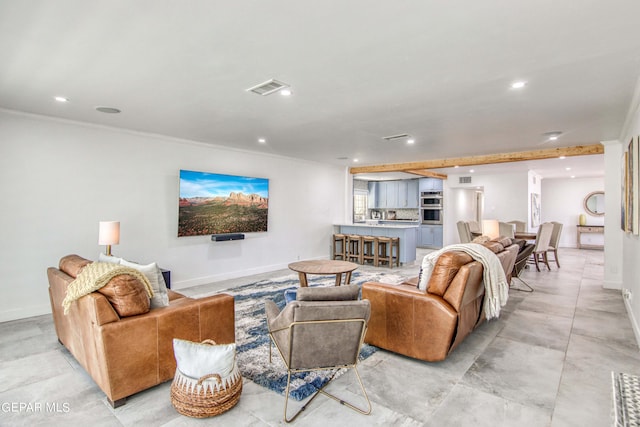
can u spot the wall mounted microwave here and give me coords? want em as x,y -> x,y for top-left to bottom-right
420,191 -> 443,208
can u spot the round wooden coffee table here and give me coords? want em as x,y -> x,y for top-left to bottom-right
288,260 -> 358,287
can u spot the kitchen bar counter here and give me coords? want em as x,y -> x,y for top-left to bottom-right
336,223 -> 418,264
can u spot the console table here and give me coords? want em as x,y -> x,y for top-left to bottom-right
576,225 -> 604,250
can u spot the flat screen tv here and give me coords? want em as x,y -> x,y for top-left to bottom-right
178,169 -> 269,237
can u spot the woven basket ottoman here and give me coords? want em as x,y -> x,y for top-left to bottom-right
170,339 -> 242,418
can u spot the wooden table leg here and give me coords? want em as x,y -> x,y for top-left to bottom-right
298,272 -> 308,287
335,274 -> 342,286
344,271 -> 352,285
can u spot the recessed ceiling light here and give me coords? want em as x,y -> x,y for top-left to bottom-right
469,169 -> 475,173
279,88 -> 292,97
571,175 -> 576,179
353,158 -> 359,163
258,138 -> 266,143
511,81 -> 527,89
54,96 -> 69,102
407,138 -> 415,144
454,165 -> 459,168
543,131 -> 562,141
96,106 -> 121,114
565,167 -> 571,171
559,156 -> 566,159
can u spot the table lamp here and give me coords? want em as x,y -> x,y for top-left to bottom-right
481,219 -> 500,239
98,221 -> 120,256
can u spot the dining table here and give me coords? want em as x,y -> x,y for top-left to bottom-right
514,231 -> 537,240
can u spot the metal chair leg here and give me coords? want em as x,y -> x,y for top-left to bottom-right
511,273 -> 534,292
282,367 -> 371,423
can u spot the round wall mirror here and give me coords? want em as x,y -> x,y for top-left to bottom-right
584,191 -> 605,216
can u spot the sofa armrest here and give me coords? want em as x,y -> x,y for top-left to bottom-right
95,292 -> 236,402
362,281 -> 458,362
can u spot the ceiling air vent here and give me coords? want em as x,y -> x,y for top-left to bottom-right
382,133 -> 411,142
459,176 -> 472,184
246,79 -> 290,96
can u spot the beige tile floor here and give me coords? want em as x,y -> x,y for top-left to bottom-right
0,248 -> 637,426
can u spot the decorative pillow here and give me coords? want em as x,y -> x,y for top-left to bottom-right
472,235 -> 490,244
98,253 -> 122,264
296,284 -> 360,301
492,236 -> 513,247
173,339 -> 236,379
96,274 -> 150,317
120,259 -> 169,308
482,241 -> 504,254
59,255 -> 92,278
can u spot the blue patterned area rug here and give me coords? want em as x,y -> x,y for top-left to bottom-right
215,270 -> 408,401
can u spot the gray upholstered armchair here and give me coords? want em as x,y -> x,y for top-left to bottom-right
265,284 -> 371,423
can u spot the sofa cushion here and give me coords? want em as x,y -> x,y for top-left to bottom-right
59,254 -> 92,278
427,251 -> 473,296
120,259 -> 169,308
296,284 -> 360,301
471,235 -> 490,244
492,236 -> 513,247
96,274 -> 151,317
481,241 -> 504,254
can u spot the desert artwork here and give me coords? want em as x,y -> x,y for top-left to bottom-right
179,170 -> 269,237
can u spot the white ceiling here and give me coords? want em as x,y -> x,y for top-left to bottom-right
1,1 -> 639,178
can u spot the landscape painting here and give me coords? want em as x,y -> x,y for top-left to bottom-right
179,170 -> 269,237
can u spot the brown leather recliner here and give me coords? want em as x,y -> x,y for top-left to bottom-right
362,239 -> 518,362
47,255 -> 235,407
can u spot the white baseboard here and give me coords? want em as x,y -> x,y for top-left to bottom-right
0,303 -> 51,323
624,297 -> 640,349
171,256 -> 329,290
604,279 -> 623,290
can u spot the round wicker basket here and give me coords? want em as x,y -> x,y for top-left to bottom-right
170,340 -> 242,418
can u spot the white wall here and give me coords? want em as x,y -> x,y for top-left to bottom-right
445,172 -> 529,245
618,77 -> 640,344
541,177 -> 604,248
0,110 -> 346,322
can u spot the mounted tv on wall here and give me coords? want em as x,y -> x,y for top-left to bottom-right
178,170 -> 269,237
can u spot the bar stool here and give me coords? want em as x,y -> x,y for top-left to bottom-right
389,237 -> 400,268
361,235 -> 377,265
332,234 -> 347,260
375,237 -> 391,267
346,235 -> 363,264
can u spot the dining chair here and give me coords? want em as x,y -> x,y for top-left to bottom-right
499,222 -> 515,238
547,222 -> 563,268
511,243 -> 535,292
531,222 -> 554,272
457,221 -> 473,243
507,220 -> 526,233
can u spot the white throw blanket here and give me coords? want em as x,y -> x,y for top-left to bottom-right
418,243 -> 509,320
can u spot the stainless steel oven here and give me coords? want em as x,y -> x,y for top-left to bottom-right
422,207 -> 443,224
421,191 -> 443,208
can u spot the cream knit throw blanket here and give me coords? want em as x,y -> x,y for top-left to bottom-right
62,262 -> 154,315
419,243 -> 509,320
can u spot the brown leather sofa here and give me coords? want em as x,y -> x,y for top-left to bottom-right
362,238 -> 518,362
47,255 -> 235,407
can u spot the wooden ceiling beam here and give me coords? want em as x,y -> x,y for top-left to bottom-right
405,170 -> 448,179
349,144 -> 604,174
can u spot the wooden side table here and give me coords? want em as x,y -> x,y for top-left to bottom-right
576,225 -> 604,250
288,260 -> 358,287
